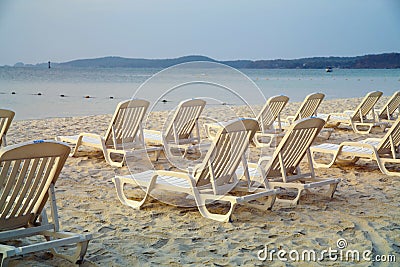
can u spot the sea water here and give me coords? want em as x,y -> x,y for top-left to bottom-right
0,66 -> 399,120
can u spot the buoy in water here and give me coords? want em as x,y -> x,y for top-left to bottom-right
60,94 -> 65,97
11,92 -> 16,95
109,96 -> 114,99
37,92 -> 42,96
161,99 -> 168,103
84,95 -> 90,98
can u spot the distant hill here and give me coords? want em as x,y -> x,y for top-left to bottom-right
58,55 -> 216,68
14,53 -> 400,69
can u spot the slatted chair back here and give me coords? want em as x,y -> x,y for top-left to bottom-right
377,117 -> 400,156
351,91 -> 383,122
0,141 -> 70,231
194,119 -> 259,195
293,93 -> 325,121
264,118 -> 325,181
0,109 -> 15,147
378,91 -> 400,120
256,95 -> 289,132
104,99 -> 149,148
164,99 -> 206,144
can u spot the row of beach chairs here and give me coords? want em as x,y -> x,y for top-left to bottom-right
0,90 -> 399,265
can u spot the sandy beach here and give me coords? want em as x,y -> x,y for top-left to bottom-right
4,96 -> 399,266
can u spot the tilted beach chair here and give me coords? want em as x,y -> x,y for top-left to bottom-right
113,118 -> 279,222
276,92 -> 333,139
376,91 -> 400,122
205,95 -> 289,147
144,98 -> 206,157
0,140 -> 91,265
247,95 -> 289,147
310,117 -> 400,176
280,92 -> 325,128
320,91 -> 387,134
0,109 -> 15,147
57,99 -> 160,167
240,117 -> 340,205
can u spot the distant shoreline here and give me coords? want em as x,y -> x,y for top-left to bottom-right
7,52 -> 400,69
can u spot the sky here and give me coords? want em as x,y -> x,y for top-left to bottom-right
0,0 -> 399,66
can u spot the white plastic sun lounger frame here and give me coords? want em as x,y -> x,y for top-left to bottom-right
245,118 -> 340,205
144,98 -> 206,157
323,91 -> 388,134
0,140 -> 91,266
57,99 -> 160,167
310,117 -> 400,176
114,118 -> 279,222
0,109 -> 15,147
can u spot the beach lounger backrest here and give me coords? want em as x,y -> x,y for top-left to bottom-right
264,118 -> 325,181
164,99 -> 206,143
351,91 -> 382,121
378,91 -> 400,120
104,99 -> 149,148
0,141 -> 69,230
194,118 -> 258,195
0,109 -> 15,147
293,93 -> 325,121
256,95 -> 289,132
377,117 -> 400,156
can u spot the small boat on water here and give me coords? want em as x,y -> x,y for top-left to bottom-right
325,67 -> 333,72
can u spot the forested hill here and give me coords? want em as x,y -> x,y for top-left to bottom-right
19,53 -> 400,69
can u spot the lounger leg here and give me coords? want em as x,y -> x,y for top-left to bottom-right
376,160 -> 400,177
244,195 -> 276,211
104,151 -> 124,168
1,252 -> 10,267
353,124 -> 373,135
69,140 -> 83,157
275,188 -> 303,205
335,156 -> 359,166
113,177 -> 152,209
194,195 -> 238,222
50,240 -> 90,264
310,150 -> 338,169
327,182 -> 339,198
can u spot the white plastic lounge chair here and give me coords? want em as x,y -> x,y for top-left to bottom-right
310,117 -> 400,176
57,99 -> 160,167
280,92 -> 325,128
144,98 -> 206,157
247,95 -> 290,147
320,91 -> 388,134
205,95 -> 289,147
0,109 -> 15,147
0,140 -> 91,266
376,91 -> 400,122
113,118 -> 279,222
240,117 -> 340,205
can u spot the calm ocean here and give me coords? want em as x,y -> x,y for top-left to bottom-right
0,66 -> 399,120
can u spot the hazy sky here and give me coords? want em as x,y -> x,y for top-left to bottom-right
0,0 -> 399,65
